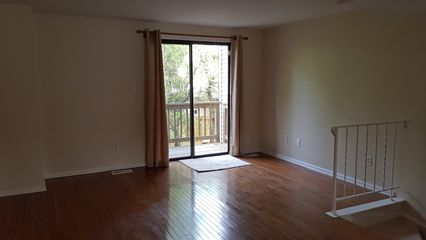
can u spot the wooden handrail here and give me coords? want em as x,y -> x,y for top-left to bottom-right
166,102 -> 221,109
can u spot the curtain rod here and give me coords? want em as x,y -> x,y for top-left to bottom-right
136,29 -> 248,40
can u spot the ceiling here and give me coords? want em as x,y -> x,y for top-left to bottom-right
2,0 -> 426,28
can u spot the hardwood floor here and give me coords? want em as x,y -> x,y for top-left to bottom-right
0,154 -> 380,240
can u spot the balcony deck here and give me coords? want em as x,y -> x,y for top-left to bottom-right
169,143 -> 228,159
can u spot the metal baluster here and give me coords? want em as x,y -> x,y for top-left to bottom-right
373,124 -> 379,191
391,123 -> 397,200
382,124 -> 389,190
332,127 -> 338,215
354,126 -> 359,196
363,126 -> 369,192
343,127 -> 348,197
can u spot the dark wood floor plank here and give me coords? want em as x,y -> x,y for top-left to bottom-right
0,154 -> 382,240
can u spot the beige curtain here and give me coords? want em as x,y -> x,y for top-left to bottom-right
230,36 -> 243,156
144,30 -> 169,167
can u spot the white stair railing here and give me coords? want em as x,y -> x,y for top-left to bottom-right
330,120 -> 408,217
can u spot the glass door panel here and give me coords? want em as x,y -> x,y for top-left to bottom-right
162,43 -> 191,159
192,44 -> 229,156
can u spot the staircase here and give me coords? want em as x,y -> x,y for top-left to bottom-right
325,120 -> 426,239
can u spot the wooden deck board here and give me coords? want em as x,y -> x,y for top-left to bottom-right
169,143 -> 228,158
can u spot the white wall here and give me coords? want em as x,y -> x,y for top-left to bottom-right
0,4 -> 262,194
261,10 -> 426,217
0,4 -> 45,196
36,14 -> 263,177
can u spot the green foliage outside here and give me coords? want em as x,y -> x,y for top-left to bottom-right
162,44 -> 190,104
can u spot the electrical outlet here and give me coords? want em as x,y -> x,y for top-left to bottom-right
296,138 -> 302,148
284,134 -> 288,143
366,155 -> 373,166
113,144 -> 119,151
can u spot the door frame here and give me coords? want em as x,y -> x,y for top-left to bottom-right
162,39 -> 231,160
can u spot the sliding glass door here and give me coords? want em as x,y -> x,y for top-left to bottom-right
162,41 -> 230,160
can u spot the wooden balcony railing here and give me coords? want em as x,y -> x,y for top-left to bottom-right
166,101 -> 228,146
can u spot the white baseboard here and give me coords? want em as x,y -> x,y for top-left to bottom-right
262,150 -> 391,195
0,185 -> 47,198
262,150 -> 333,175
45,162 -> 146,179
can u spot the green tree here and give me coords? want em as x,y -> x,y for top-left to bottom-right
162,44 -> 190,146
162,44 -> 190,104
193,52 -> 219,102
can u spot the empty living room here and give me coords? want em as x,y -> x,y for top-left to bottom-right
1,0 -> 425,239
